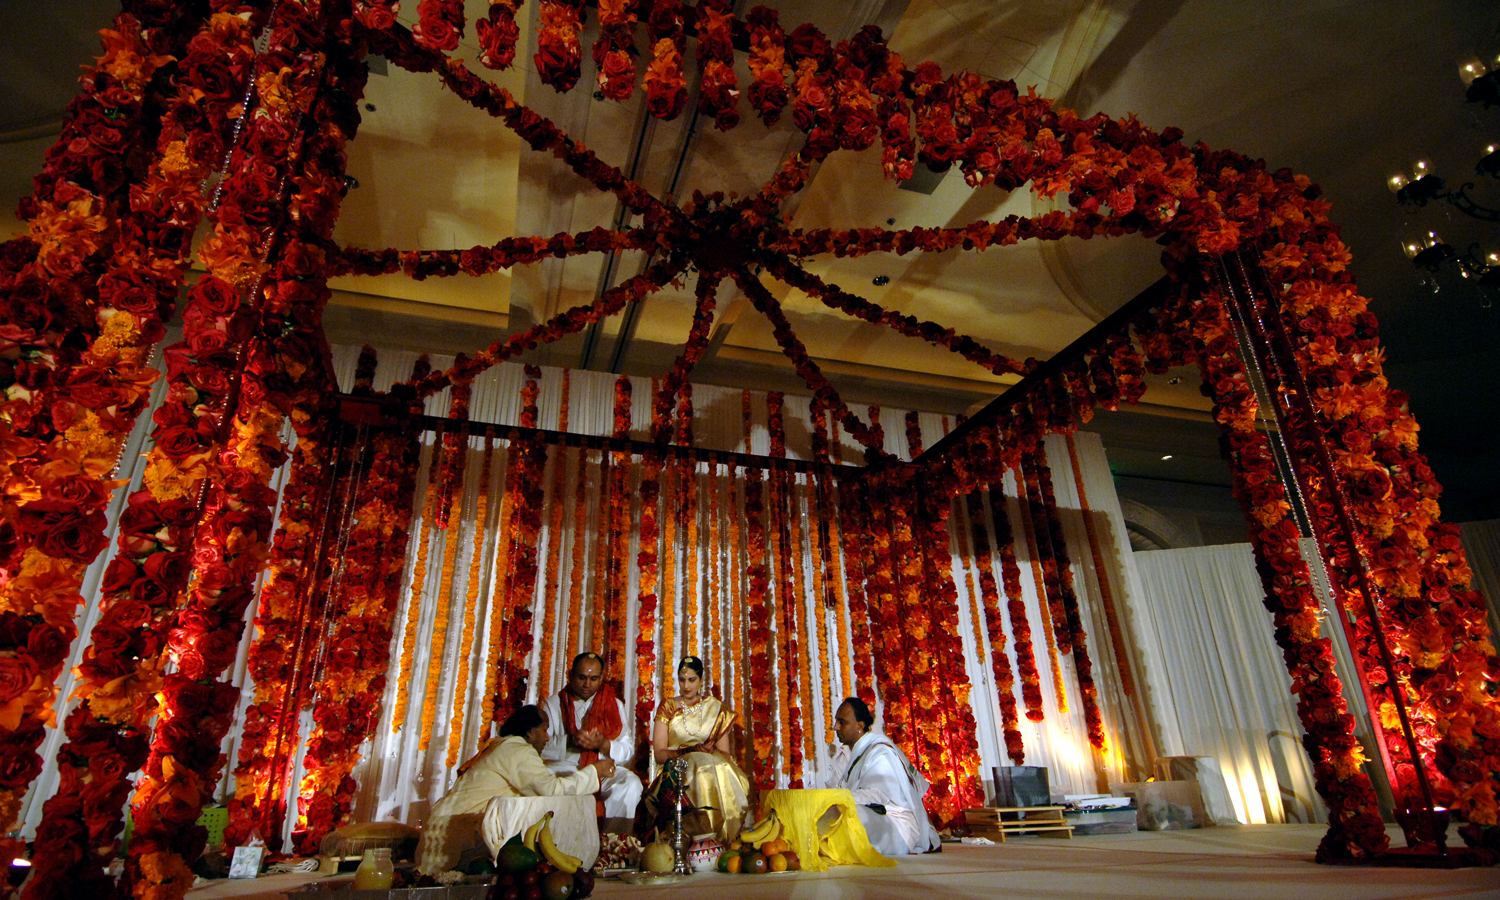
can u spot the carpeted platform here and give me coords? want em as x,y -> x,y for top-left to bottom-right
185,825 -> 1500,899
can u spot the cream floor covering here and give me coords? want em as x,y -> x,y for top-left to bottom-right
186,825 -> 1500,900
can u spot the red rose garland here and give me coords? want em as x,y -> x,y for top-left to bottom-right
744,7 -> 789,125
600,376 -> 633,679
353,0 -> 399,32
535,0 -> 583,91
634,433 -> 664,756
644,0 -> 688,121
766,394 -> 805,783
1180,284 -> 1388,860
476,0 -> 523,70
965,488 -> 1025,761
225,406 -> 336,849
535,370 -> 572,697
293,418 -> 421,852
413,0 -> 464,52
694,0 -> 739,130
594,0 -> 637,100
862,471 -> 912,753
125,30 -> 366,895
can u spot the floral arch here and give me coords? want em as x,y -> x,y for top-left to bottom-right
0,0 -> 1496,897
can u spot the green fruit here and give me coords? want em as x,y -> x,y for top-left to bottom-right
495,843 -> 541,873
465,856 -> 496,876
503,832 -> 524,848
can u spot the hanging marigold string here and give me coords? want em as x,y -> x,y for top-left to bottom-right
743,468 -> 775,790
658,458 -> 679,697
964,485 -> 1025,761
678,385 -> 700,656
495,367 -> 547,715
790,476 -> 819,778
565,448 -> 594,661
1030,442 -> 1105,749
767,393 -> 803,782
1013,458 -> 1068,713
419,382 -> 474,751
479,429 -> 521,738
603,375 -> 632,679
392,420 -> 446,734
707,455 -> 723,690
536,370 -> 572,696
634,442 -> 662,756
447,430 -> 495,767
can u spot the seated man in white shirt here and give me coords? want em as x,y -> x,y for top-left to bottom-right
416,704 -> 614,873
830,696 -> 942,856
539,652 -> 642,829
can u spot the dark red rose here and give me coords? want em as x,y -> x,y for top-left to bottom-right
155,425 -> 207,459
106,598 -> 152,630
0,657 -> 37,703
25,624 -> 70,671
142,551 -> 189,586
86,624 -> 134,660
193,631 -> 239,675
192,276 -> 240,316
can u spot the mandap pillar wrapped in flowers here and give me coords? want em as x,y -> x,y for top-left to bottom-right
0,2 -> 1497,896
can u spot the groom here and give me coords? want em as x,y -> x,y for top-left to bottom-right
830,696 -> 942,856
539,652 -> 642,829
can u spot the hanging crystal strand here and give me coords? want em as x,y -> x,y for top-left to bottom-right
1214,255 -> 1428,809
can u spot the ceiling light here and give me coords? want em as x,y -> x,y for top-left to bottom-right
1160,454 -> 1173,460
872,275 -> 890,286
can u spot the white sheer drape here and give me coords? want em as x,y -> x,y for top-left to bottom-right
1129,541 -> 1384,825
1460,519 -> 1500,644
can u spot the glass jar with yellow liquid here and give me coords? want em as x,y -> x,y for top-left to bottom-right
352,847 -> 394,890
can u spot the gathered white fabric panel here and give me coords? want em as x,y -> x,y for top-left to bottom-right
1127,540 -> 1393,825
1459,519 -> 1500,644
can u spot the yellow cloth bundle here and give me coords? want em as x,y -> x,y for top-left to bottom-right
763,788 -> 895,872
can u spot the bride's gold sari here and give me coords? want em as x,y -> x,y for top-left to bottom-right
635,695 -> 750,842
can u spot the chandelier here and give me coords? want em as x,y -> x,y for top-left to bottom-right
1388,50 -> 1499,301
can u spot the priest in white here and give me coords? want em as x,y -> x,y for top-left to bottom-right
539,652 -> 642,823
829,696 -> 942,856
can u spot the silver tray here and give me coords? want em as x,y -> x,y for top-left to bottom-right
285,883 -> 491,900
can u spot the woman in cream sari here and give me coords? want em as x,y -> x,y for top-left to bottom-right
635,656 -> 750,842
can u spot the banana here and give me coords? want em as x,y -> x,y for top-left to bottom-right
740,812 -> 778,844
538,817 -> 581,874
523,811 -> 552,851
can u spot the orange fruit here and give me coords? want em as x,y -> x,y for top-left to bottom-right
727,840 -> 742,851
767,853 -> 787,873
722,853 -> 742,874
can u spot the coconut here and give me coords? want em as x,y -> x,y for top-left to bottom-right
639,840 -> 676,873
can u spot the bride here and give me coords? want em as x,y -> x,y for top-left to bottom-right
635,656 -> 750,842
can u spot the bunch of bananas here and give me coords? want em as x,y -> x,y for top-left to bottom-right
522,811 -> 582,874
738,812 -> 783,847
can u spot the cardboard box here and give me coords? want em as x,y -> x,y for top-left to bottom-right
1109,781 -> 1206,830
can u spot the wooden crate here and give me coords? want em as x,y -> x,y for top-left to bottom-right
963,806 -> 1075,843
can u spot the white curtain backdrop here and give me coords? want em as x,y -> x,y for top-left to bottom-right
1129,539 -> 1395,825
1460,518 -> 1500,644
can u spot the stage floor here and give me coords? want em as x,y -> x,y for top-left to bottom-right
185,825 -> 1500,899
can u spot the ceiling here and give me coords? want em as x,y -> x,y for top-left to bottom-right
3,1 -> 1498,518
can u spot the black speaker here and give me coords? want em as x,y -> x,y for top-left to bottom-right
992,766 -> 1050,808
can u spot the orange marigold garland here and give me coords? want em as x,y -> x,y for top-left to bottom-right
678,385 -> 699,656
494,367 -> 547,717
1014,462 -> 1068,713
393,420 -> 446,734
602,376 -> 633,678
743,467 -> 776,790
789,476 -> 818,778
658,459 -> 678,696
989,463 -> 1046,723
291,410 -> 423,853
1029,442 -> 1105,749
536,370 -> 571,697
446,430 -> 496,766
479,429 -> 520,737
564,448 -> 592,664
706,455 -> 723,689
419,380 -> 474,751
963,484 -> 1025,762
635,390 -> 666,755
767,393 -> 804,782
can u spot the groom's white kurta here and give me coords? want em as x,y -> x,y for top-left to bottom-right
831,731 -> 942,856
539,691 -> 642,818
